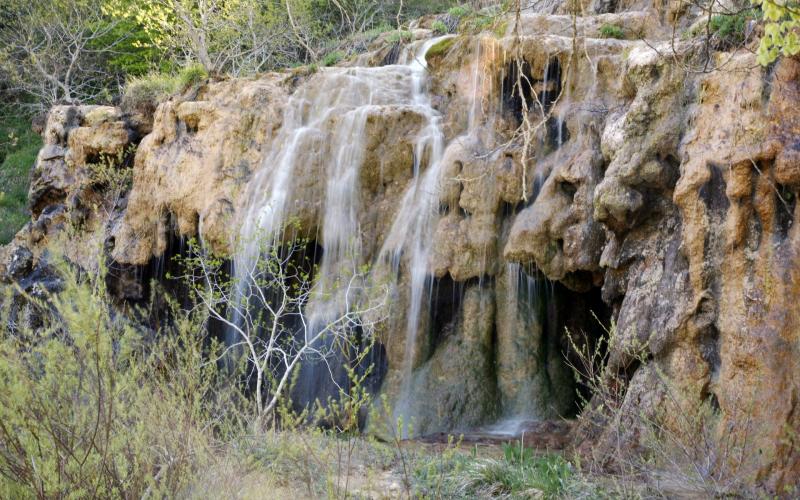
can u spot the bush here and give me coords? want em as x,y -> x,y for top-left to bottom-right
121,64 -> 208,115
321,50 -> 345,67
387,29 -> 413,44
599,24 -> 625,39
0,258 -> 245,497
121,73 -> 178,114
448,5 -> 471,18
432,20 -> 449,35
709,9 -> 758,49
177,63 -> 209,91
752,0 -> 798,64
457,6 -> 503,35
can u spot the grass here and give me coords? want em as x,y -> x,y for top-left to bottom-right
122,64 -> 209,113
412,440 -> 575,498
599,23 -> 625,40
0,111 -> 41,244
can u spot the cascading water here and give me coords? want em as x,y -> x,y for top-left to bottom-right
233,35 -> 454,408
376,36 -> 459,424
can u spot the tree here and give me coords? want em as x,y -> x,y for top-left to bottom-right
180,234 -> 388,423
104,0 -> 305,75
753,0 -> 800,64
0,0 -> 129,110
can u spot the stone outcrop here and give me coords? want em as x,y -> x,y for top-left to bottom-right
4,1 -> 800,493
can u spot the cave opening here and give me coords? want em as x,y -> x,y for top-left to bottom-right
501,56 -> 563,124
515,265 -> 613,419
551,280 -> 613,416
541,57 -> 562,113
105,218 -> 211,331
428,273 -> 466,354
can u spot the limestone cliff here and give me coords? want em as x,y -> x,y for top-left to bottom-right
3,1 -> 799,491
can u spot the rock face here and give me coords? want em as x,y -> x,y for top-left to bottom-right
4,1 -> 800,492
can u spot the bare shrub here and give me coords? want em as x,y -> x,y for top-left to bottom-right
565,320 -> 769,497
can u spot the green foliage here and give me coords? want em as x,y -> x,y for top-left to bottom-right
321,50 -> 345,67
177,63 -> 209,90
448,5 -> 471,17
599,23 -> 626,39
412,437 -> 470,496
0,111 -> 41,244
493,19 -> 510,38
460,449 -> 573,498
121,73 -> 178,113
387,29 -> 414,43
432,20 -> 449,35
400,0 -> 462,19
0,258 -> 245,497
709,8 -> 759,48
88,15 -> 172,77
1,0 -> 465,114
458,7 -> 504,35
121,63 -> 207,114
85,146 -> 135,196
752,0 -> 800,64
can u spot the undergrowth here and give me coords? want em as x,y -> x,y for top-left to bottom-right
121,64 -> 208,114
0,250 -> 606,497
0,110 -> 41,244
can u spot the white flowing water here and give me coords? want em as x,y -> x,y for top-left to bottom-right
376,36 -> 454,422
233,35 -> 454,405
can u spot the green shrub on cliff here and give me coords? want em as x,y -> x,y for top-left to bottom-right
432,20 -> 450,35
387,29 -> 414,44
121,64 -> 208,114
709,9 -> 758,49
448,5 -> 471,18
177,63 -> 209,90
321,50 -> 345,66
122,73 -> 178,113
599,23 -> 625,39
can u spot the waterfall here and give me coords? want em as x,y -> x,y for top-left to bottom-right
376,37 -> 456,425
233,35 -> 454,408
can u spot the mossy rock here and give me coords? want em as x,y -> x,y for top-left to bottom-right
425,36 -> 457,64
